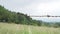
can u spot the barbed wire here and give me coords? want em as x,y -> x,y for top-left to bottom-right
30,15 -> 60,17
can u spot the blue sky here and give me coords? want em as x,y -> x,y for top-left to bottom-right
0,0 -> 60,22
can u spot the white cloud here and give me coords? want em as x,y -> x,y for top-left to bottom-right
19,1 -> 60,17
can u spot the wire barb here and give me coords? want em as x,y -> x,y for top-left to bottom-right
30,15 -> 60,17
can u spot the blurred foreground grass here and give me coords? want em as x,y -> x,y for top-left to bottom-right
0,22 -> 60,34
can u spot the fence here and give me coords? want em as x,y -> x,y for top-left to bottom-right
30,15 -> 60,17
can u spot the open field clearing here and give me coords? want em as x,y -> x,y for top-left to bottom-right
0,23 -> 60,34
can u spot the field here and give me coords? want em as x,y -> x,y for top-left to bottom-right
0,23 -> 60,34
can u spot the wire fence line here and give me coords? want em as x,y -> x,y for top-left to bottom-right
29,15 -> 60,17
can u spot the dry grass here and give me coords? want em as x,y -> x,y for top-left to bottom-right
0,23 -> 60,34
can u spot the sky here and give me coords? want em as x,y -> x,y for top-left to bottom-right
0,0 -> 60,22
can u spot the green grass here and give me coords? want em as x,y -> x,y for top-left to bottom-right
0,23 -> 60,34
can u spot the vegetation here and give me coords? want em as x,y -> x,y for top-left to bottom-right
0,23 -> 60,34
0,5 -> 42,26
0,5 -> 60,27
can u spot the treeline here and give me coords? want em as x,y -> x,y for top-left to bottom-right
0,5 -> 60,28
0,5 -> 42,26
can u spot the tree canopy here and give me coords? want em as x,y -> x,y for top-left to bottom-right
0,5 -> 42,26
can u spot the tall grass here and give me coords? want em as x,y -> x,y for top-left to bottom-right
0,23 -> 60,34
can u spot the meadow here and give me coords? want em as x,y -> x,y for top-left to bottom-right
0,23 -> 60,34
